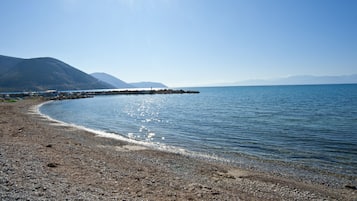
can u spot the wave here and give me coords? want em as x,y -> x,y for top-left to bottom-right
34,101 -> 230,163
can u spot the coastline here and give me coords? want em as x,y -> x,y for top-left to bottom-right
1,99 -> 356,200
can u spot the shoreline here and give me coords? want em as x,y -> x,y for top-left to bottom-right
1,99 -> 356,200
38,98 -> 357,188
37,100 -> 233,164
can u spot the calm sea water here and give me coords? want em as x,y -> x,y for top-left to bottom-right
40,84 -> 357,185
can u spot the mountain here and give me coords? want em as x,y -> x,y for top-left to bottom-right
0,55 -> 23,74
0,55 -> 114,92
91,72 -> 134,89
91,72 -> 168,89
234,75 -> 357,86
129,82 -> 168,88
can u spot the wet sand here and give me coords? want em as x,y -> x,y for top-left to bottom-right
1,99 -> 356,200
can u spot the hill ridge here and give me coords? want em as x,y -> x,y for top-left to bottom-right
0,55 -> 113,92
91,72 -> 168,89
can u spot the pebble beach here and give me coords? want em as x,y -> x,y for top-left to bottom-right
1,99 -> 356,200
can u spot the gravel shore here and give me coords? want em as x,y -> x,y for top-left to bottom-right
1,99 -> 356,200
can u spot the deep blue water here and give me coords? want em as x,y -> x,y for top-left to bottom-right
40,84 -> 357,184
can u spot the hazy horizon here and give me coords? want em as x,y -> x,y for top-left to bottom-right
1,0 -> 356,87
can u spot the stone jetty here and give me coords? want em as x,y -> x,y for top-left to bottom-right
1,89 -> 200,101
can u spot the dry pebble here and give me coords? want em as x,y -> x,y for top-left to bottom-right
0,100 -> 356,200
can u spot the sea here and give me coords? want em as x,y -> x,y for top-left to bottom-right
39,84 -> 357,187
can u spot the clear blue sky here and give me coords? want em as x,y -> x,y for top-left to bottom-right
0,0 -> 356,87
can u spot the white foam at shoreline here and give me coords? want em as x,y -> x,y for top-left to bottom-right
32,101 -> 230,163
33,101 -> 344,185
33,101 -> 153,146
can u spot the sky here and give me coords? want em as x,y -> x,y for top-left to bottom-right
0,0 -> 356,87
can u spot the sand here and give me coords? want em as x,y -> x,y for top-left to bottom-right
0,99 -> 356,200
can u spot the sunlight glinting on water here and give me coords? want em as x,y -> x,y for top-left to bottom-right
40,85 -> 357,185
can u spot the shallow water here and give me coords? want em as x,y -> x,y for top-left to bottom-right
40,84 -> 357,185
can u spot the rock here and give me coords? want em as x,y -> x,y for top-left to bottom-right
47,163 -> 59,168
211,191 -> 220,195
345,185 -> 357,190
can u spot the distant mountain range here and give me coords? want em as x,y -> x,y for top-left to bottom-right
3,54 -> 353,92
0,55 -> 113,92
91,72 -> 167,89
90,72 -> 133,89
130,82 -> 168,88
0,55 -> 168,92
233,75 -> 357,86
